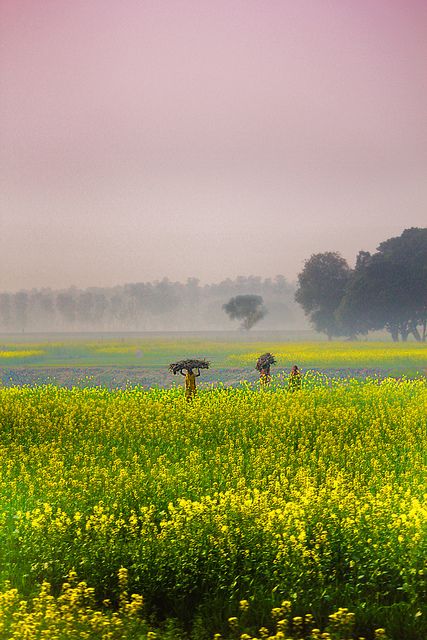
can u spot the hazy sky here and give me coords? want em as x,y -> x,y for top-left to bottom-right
1,0 -> 426,291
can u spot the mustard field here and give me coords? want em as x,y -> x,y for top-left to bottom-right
0,376 -> 426,639
0,337 -> 426,373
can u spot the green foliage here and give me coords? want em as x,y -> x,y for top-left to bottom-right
296,228 -> 427,341
338,228 -> 427,342
223,295 -> 268,330
295,252 -> 352,339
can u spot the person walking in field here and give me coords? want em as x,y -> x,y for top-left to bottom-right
181,367 -> 200,401
256,352 -> 276,387
288,364 -> 302,392
259,364 -> 272,386
169,358 -> 210,402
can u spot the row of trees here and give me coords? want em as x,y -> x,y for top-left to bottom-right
295,228 -> 427,341
0,275 -> 302,332
2,228 -> 424,338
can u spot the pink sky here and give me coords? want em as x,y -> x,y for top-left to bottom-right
1,0 -> 426,290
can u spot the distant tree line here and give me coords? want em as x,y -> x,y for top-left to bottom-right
295,228 -> 427,341
0,275 -> 303,332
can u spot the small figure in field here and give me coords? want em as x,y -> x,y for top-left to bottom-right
181,367 -> 200,401
259,364 -> 272,386
256,352 -> 276,387
288,365 -> 302,392
169,358 -> 210,402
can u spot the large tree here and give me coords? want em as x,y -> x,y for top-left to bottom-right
223,294 -> 267,330
337,228 -> 427,341
295,252 -> 352,339
335,251 -> 379,338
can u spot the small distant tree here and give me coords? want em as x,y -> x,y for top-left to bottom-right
223,294 -> 267,330
295,252 -> 352,339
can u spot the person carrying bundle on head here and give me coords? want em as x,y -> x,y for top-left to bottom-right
259,363 -> 271,386
181,366 -> 200,401
169,358 -> 210,402
256,352 -> 276,387
288,364 -> 302,392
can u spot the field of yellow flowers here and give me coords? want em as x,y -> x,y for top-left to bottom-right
0,373 -> 426,639
0,336 -> 425,374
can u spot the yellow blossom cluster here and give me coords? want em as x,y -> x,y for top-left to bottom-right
229,341 -> 427,370
0,569 -> 146,639
0,349 -> 44,359
0,337 -> 425,372
0,377 -> 425,639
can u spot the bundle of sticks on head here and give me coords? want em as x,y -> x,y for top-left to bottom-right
255,352 -> 276,371
169,359 -> 210,374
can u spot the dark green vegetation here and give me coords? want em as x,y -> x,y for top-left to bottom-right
295,227 -> 427,341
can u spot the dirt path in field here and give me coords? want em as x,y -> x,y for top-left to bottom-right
0,366 -> 395,389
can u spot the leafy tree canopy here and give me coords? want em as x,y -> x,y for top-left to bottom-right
222,294 -> 267,331
295,252 -> 352,339
337,228 -> 427,341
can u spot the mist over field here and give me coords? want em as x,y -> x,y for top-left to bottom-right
0,276 -> 307,332
1,226 -> 425,340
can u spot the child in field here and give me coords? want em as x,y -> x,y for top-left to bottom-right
288,365 -> 302,392
181,367 -> 200,401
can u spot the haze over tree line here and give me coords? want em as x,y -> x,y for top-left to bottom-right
0,276 -> 301,333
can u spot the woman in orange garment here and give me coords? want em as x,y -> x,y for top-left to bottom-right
288,364 -> 302,392
181,367 -> 200,401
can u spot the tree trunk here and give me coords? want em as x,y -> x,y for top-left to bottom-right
389,325 -> 399,342
409,321 -> 421,342
399,321 -> 409,342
